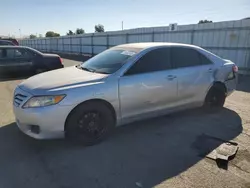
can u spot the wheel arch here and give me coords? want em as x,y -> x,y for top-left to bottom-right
204,81 -> 227,104
206,81 -> 227,96
212,81 -> 227,93
64,98 -> 117,132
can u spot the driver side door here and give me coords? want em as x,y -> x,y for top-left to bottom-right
118,47 -> 178,123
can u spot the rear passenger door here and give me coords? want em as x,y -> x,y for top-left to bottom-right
171,47 -> 214,105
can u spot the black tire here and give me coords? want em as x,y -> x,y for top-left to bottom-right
204,85 -> 226,110
65,101 -> 115,145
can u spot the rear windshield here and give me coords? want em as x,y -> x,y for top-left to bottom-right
80,49 -> 137,74
26,47 -> 43,55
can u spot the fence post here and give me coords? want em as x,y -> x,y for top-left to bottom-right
152,31 -> 155,42
45,39 -> 47,52
91,34 -> 94,56
70,36 -> 72,54
50,38 -> 52,53
62,38 -> 64,53
80,36 -> 82,55
191,30 -> 195,44
126,33 -> 129,43
106,34 -> 109,49
56,38 -> 59,53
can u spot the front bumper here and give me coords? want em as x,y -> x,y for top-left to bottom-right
13,87 -> 73,139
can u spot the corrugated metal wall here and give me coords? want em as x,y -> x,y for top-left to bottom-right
20,20 -> 250,74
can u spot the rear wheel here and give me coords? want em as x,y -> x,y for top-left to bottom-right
65,101 -> 115,145
204,85 -> 226,109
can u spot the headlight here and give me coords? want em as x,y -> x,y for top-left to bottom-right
23,95 -> 66,108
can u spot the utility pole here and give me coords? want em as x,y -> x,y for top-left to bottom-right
19,29 -> 21,38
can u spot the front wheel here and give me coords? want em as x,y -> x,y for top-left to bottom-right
65,101 -> 115,145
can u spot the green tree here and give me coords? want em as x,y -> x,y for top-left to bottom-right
95,24 -> 105,32
198,20 -> 213,24
53,33 -> 60,37
45,31 -> 60,37
29,34 -> 37,39
67,30 -> 75,35
76,28 -> 85,34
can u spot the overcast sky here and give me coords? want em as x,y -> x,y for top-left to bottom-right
1,0 -> 250,37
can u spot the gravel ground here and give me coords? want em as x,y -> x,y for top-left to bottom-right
0,59 -> 250,188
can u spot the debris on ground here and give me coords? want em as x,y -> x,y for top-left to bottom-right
192,134 -> 238,169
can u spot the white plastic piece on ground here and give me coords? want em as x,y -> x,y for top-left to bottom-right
206,142 -> 238,160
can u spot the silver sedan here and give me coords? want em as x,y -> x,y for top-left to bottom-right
13,42 -> 238,145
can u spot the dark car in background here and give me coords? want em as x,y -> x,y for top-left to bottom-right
0,40 -> 15,46
0,46 -> 64,74
0,38 -> 19,45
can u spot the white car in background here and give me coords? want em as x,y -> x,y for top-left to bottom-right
13,43 -> 238,145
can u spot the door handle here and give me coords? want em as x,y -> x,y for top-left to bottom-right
166,75 -> 176,80
208,68 -> 213,73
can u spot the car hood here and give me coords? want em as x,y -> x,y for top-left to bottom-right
19,66 -> 108,94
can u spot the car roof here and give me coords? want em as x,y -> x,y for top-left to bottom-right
115,42 -> 201,51
0,45 -> 27,48
0,40 -> 13,43
0,45 -> 43,54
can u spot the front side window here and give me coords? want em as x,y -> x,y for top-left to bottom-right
171,47 -> 201,68
80,49 -> 136,74
125,48 -> 171,75
199,53 -> 213,65
15,49 -> 33,58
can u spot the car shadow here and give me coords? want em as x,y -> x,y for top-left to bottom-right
0,72 -> 33,82
0,107 -> 242,188
237,75 -> 250,92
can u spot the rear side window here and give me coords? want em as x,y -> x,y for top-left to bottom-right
199,53 -> 213,65
14,49 -> 32,58
125,48 -> 171,75
171,47 -> 201,68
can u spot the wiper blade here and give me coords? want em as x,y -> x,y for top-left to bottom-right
94,70 -> 110,74
79,66 -> 95,72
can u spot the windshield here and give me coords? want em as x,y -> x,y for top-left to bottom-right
80,49 -> 136,74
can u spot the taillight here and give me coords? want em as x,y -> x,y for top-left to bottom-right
232,65 -> 238,73
59,57 -> 63,64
